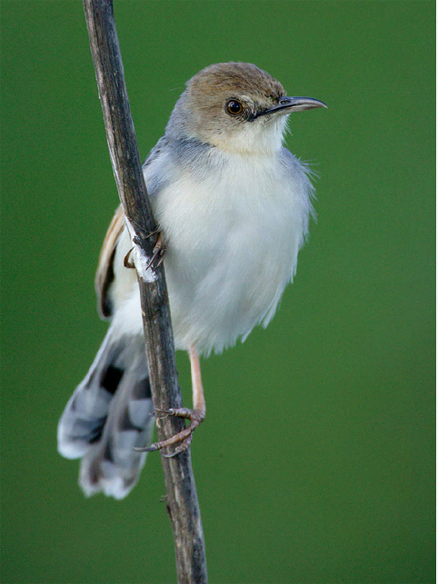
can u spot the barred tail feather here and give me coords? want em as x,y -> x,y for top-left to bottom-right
57,325 -> 154,499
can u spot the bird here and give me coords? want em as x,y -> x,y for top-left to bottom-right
57,62 -> 326,499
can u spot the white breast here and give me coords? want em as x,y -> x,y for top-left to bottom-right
146,148 -> 312,355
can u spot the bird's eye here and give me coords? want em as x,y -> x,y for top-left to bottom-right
226,99 -> 243,115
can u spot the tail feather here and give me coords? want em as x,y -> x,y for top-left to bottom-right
58,326 -> 154,499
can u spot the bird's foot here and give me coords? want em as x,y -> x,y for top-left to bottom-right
146,232 -> 166,269
123,231 -> 166,270
123,247 -> 135,269
137,408 -> 205,457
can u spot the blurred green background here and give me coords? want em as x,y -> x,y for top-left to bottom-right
1,1 -> 434,583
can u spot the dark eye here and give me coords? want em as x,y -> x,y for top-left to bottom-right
226,99 -> 243,115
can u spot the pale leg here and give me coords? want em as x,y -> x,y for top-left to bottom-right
139,346 -> 206,457
189,345 -> 206,416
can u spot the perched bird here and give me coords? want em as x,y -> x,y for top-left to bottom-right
58,62 -> 326,499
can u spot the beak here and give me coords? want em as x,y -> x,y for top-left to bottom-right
255,96 -> 327,118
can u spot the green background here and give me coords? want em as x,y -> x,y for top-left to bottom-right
1,1 -> 435,583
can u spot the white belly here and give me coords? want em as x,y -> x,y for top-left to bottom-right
150,152 -> 310,354
111,149 -> 311,355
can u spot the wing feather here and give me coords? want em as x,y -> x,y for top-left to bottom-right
95,205 -> 125,319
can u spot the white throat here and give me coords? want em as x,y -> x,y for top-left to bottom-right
207,115 -> 288,155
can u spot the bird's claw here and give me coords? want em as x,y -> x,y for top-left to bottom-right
124,247 -> 135,269
124,231 -> 166,271
135,407 -> 205,457
146,232 -> 166,270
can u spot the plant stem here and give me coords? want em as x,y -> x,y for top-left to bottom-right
82,1 -> 208,581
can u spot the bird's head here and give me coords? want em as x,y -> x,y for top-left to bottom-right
167,62 -> 326,155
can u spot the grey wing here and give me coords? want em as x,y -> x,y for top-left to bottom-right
95,135 -> 170,319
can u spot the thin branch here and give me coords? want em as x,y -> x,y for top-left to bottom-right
82,1 -> 208,581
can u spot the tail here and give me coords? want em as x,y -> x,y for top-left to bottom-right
58,325 -> 155,499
